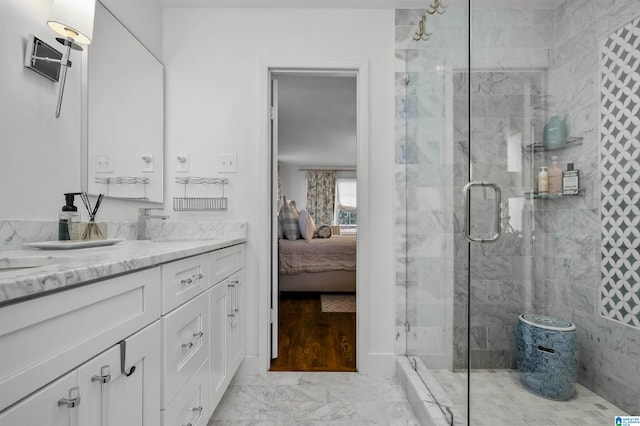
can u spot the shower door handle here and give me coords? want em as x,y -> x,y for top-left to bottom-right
463,181 -> 502,243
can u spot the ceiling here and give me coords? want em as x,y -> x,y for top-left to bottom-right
275,74 -> 357,168
159,0 -> 564,8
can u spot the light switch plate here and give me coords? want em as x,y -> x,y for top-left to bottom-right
218,154 -> 237,173
95,153 -> 114,173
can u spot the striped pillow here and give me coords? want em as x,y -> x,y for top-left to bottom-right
279,198 -> 300,240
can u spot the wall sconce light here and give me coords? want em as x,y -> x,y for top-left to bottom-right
27,0 -> 95,118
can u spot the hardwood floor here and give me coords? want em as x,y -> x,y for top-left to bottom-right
270,292 -> 356,372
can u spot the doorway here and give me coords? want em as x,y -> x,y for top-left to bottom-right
268,70 -> 358,372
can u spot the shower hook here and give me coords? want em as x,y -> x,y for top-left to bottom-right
426,0 -> 440,15
412,16 -> 432,41
426,0 -> 448,15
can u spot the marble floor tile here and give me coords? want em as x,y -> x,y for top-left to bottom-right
430,369 -> 627,425
208,372 -> 421,425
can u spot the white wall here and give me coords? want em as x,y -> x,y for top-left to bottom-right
1,0 -> 163,222
1,0 -> 83,220
163,8 -> 396,374
279,163 -> 307,210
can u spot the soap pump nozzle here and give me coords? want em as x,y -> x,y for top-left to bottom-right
63,192 -> 81,212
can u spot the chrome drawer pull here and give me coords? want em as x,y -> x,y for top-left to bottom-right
58,386 -> 81,408
91,365 -> 112,384
181,273 -> 204,286
181,331 -> 204,350
182,406 -> 204,426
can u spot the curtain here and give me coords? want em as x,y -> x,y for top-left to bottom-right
335,177 -> 357,212
305,171 -> 336,226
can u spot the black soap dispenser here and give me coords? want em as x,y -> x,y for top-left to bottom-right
59,192 -> 81,240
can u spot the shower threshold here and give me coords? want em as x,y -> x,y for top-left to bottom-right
397,357 -> 627,425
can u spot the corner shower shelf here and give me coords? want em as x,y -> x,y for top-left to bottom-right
524,137 -> 584,152
173,176 -> 228,211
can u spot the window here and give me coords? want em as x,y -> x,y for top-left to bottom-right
335,177 -> 356,233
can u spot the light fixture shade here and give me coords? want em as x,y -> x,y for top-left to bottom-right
47,0 -> 95,45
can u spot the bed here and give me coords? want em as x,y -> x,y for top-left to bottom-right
278,235 -> 356,292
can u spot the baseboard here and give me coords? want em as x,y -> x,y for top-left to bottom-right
365,352 -> 397,376
236,355 -> 260,377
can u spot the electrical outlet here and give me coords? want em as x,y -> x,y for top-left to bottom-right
176,153 -> 189,172
218,154 -> 237,173
95,153 -> 114,173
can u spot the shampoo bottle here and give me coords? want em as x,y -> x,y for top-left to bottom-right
538,166 -> 548,198
562,163 -> 580,195
548,156 -> 562,196
59,192 -> 80,241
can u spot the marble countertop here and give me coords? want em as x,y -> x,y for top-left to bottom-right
0,238 -> 247,306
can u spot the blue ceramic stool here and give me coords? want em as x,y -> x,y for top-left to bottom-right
515,314 -> 578,400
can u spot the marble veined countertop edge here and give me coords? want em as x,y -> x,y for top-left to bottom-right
0,237 -> 247,306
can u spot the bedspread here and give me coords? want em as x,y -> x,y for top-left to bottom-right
278,235 -> 356,275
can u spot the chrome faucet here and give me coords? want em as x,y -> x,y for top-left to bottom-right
137,208 -> 169,240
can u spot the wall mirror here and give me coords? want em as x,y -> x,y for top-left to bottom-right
86,1 -> 164,203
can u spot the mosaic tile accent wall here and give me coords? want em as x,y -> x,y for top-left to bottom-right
600,15 -> 640,328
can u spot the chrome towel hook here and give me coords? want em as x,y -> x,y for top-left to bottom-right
119,340 -> 136,377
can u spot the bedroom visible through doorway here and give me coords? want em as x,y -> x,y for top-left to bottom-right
270,71 -> 358,372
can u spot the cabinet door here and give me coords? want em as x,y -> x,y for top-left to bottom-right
78,321 -> 161,426
0,371 -> 78,426
226,270 -> 244,375
162,291 -> 210,408
208,282 -> 228,409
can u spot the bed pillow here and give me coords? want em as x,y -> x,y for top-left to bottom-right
280,197 -> 301,240
277,215 -> 284,239
298,209 -> 316,241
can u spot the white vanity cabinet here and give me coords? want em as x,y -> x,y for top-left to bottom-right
0,303 -> 162,426
0,267 -> 161,412
0,240 -> 246,426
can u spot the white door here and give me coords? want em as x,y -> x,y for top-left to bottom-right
270,77 -> 279,360
0,371 -> 78,426
226,271 -> 244,373
78,321 -> 161,426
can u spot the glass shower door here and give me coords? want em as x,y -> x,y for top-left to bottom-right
465,7 -> 545,424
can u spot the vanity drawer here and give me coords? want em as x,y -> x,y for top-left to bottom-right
161,253 -> 209,314
161,290 -> 209,408
0,267 -> 162,411
161,358 -> 209,426
209,244 -> 245,286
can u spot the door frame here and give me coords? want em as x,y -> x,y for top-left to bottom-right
257,59 -> 370,374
